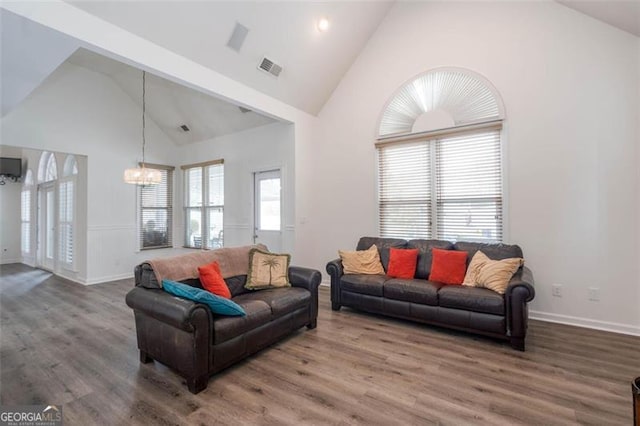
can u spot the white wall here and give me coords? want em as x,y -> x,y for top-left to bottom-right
0,145 -> 23,264
1,62 -> 183,283
178,121 -> 295,254
308,1 -> 640,334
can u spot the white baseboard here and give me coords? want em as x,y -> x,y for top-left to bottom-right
320,278 -> 330,287
530,310 -> 640,337
81,273 -> 134,286
0,258 -> 21,265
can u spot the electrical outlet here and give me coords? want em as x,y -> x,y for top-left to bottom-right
588,287 -> 600,301
552,284 -> 562,297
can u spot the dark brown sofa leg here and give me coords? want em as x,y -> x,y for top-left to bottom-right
307,319 -> 317,329
511,337 -> 525,351
331,302 -> 341,311
187,375 -> 208,394
140,350 -> 152,363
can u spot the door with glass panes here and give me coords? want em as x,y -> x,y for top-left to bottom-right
253,170 -> 282,252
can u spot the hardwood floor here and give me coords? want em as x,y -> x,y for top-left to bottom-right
1,263 -> 638,425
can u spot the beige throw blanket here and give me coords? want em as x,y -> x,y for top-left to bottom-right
148,244 -> 267,286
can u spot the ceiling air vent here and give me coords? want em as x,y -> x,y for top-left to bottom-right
258,57 -> 282,77
180,124 -> 190,132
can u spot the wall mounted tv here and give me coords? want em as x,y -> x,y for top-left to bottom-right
0,157 -> 22,178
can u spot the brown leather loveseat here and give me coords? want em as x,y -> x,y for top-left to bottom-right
327,237 -> 535,350
126,252 -> 321,394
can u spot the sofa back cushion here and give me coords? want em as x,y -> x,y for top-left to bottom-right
226,275 -> 249,297
356,237 -> 407,271
407,239 -> 454,279
453,241 -> 523,266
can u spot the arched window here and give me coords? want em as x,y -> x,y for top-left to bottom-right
377,68 -> 505,242
59,155 -> 77,268
21,169 -> 33,255
63,155 -> 78,177
38,151 -> 58,183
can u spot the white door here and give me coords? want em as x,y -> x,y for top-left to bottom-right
37,183 -> 56,271
253,170 -> 282,252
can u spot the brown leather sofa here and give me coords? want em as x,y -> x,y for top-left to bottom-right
126,262 -> 321,393
327,237 -> 535,350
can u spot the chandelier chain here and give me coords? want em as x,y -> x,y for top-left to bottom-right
142,70 -> 146,166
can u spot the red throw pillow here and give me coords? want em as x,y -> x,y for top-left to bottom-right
198,261 -> 231,299
387,248 -> 419,279
428,248 -> 468,285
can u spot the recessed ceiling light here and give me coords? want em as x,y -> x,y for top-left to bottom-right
317,17 -> 330,33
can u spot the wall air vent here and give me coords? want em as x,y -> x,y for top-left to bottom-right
238,106 -> 252,113
180,124 -> 190,132
258,57 -> 282,77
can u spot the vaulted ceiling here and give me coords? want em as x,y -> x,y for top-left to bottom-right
67,48 -> 276,145
66,1 -> 395,115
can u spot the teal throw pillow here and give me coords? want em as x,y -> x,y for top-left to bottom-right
162,279 -> 246,316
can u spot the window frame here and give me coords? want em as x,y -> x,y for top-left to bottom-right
138,163 -> 174,251
182,159 -> 224,250
376,122 -> 504,243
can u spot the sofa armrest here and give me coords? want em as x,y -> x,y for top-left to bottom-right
326,258 -> 344,278
505,266 -> 535,343
326,259 -> 344,310
134,262 -> 161,289
289,266 -> 322,292
125,287 -> 211,333
505,266 -> 535,302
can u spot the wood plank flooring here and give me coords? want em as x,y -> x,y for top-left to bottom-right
1,263 -> 638,425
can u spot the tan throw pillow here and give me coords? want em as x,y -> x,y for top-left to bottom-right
339,245 -> 385,275
463,250 -> 524,294
463,251 -> 491,286
245,248 -> 291,290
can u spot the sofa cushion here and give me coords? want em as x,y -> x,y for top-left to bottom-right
339,245 -> 385,275
387,248 -> 419,279
340,274 -> 387,297
246,249 -> 291,290
453,241 -> 523,267
357,237 -> 407,271
429,249 -> 468,285
383,279 -> 444,306
198,261 -> 231,298
162,279 -> 245,316
438,285 -> 505,315
213,298 -> 272,344
407,239 -> 454,279
235,287 -> 310,319
225,275 -> 249,297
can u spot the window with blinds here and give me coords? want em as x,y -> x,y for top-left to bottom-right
378,141 -> 431,239
139,165 -> 174,250
183,160 -> 224,249
377,128 -> 503,242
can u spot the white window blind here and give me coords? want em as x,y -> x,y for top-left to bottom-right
378,142 -> 431,239
436,130 -> 502,242
21,189 -> 31,254
139,166 -> 173,250
58,179 -> 74,265
183,160 -> 224,249
377,128 -> 502,242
